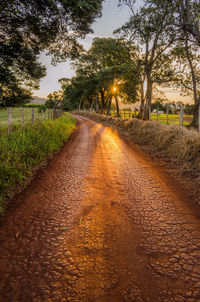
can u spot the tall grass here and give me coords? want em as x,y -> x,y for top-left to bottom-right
0,113 -> 75,214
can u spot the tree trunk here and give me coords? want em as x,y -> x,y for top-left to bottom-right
100,88 -> 105,113
107,96 -> 112,115
185,35 -> 199,127
144,75 -> 153,120
96,96 -> 100,112
78,100 -> 82,111
138,79 -> 145,119
192,100 -> 200,127
89,98 -> 93,111
115,95 -> 120,117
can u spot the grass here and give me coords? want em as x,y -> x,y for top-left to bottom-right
0,113 -> 76,215
151,113 -> 192,126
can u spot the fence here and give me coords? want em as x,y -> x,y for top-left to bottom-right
0,107 -> 63,134
110,106 -> 200,131
111,110 -> 135,119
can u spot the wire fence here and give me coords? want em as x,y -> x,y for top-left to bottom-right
0,107 -> 63,134
110,106 -> 200,131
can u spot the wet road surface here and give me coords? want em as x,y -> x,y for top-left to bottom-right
0,115 -> 200,302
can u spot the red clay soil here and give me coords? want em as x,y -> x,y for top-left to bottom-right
0,115 -> 200,302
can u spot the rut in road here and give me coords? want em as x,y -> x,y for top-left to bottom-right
0,115 -> 200,302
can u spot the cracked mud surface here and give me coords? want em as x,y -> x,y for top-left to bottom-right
0,115 -> 200,302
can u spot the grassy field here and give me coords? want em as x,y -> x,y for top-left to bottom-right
0,113 -> 76,215
0,107 -> 49,127
110,111 -> 192,126
151,113 -> 192,126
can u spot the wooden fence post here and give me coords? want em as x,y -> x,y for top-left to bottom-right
22,108 -> 25,126
8,107 -> 12,134
149,107 -> 151,121
166,104 -> 169,125
198,105 -> 200,132
32,108 -> 34,124
179,105 -> 183,126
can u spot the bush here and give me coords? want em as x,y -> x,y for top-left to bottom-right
0,113 -> 75,214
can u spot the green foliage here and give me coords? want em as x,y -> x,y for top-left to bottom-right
0,113 -> 75,214
0,0 -> 103,106
184,104 -> 195,115
0,45 -> 46,106
151,99 -> 166,112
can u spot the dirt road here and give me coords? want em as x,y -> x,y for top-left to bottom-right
0,115 -> 200,302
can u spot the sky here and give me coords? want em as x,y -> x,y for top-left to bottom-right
33,0 -> 192,104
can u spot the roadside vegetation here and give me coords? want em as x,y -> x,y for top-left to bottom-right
78,111 -> 200,178
0,113 -> 75,215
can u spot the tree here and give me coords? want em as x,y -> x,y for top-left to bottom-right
115,4 -> 178,120
145,0 -> 200,46
144,0 -> 200,126
0,46 -> 46,106
46,91 -> 63,109
0,0 -> 104,106
169,38 -> 200,126
70,38 -> 140,114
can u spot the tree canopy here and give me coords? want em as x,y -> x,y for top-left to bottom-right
0,0 -> 103,106
62,37 -> 141,113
